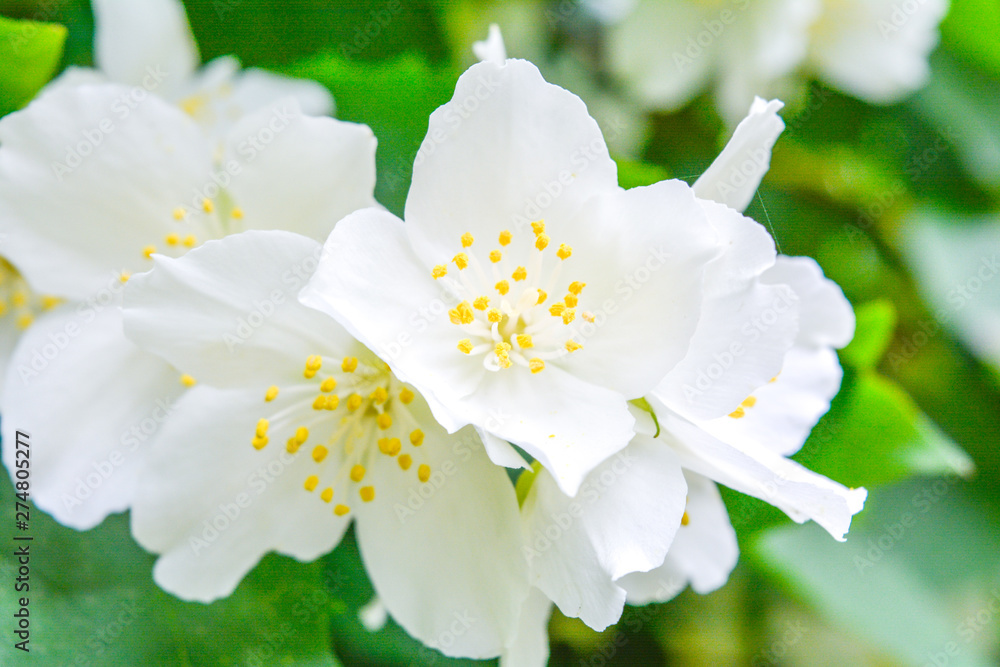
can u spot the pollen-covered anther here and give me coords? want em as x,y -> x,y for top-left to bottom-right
320,488 -> 334,503
376,413 -> 393,430
681,511 -> 690,526
556,244 -> 572,260
549,303 -> 565,317
180,374 -> 197,387
143,245 -> 157,259
728,406 -> 746,419
582,311 -> 596,323
473,296 -> 490,310
312,395 -> 326,410
453,253 -> 469,270
286,437 -> 301,454
565,340 -> 583,353
461,232 -> 475,248
410,429 -> 424,447
512,266 -> 527,282
16,314 -> 32,329
334,504 -> 350,516
231,207 -> 244,220
568,281 -> 586,295
536,289 -> 547,305
294,426 -> 309,445
342,357 -> 358,373
457,339 -> 473,354
398,387 -> 414,404
535,234 -> 550,251
350,465 -> 366,482
495,342 -> 513,369
449,301 -> 474,325
360,486 -> 376,502
371,386 -> 388,404
487,308 -> 502,323
320,377 -> 337,392
304,476 -> 319,492
398,454 -> 413,470
312,445 -> 329,463
564,294 -> 578,308
516,334 -> 534,349
378,437 -> 402,456
255,418 -> 269,438
742,396 -> 758,408
182,235 -> 196,247
40,295 -> 60,310
119,272 -> 131,284
417,465 -> 431,483
499,230 -> 512,246
172,207 -> 186,220
165,233 -> 180,246
529,358 -> 545,374
347,393 -> 363,411
265,386 -> 279,402
489,250 -> 502,263
562,309 -> 576,325
202,198 -> 214,213
432,265 -> 448,280
252,435 -> 268,450
304,355 -> 322,379
495,280 -> 510,295
531,220 -> 545,236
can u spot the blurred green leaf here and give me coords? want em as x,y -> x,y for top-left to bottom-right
615,159 -> 670,190
940,0 -> 1000,80
840,299 -> 898,370
0,14 -> 66,116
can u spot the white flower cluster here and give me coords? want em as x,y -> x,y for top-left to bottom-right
0,5 -> 865,665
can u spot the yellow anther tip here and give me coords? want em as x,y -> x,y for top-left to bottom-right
295,426 -> 309,444
562,309 -> 575,324
565,340 -> 583,353
536,290 -> 547,305
304,476 -> 319,492
398,454 -> 413,470
265,386 -> 279,402
498,230 -> 512,246
535,234 -> 550,251
180,374 -> 197,387
312,445 -> 329,462
142,245 -> 157,259
432,265 -> 448,280
556,244 -> 572,260
457,339 -> 474,354
334,504 -> 350,516
410,429 -> 424,447
202,198 -> 214,213
728,406 -> 746,419
487,308 -> 502,323
453,253 -> 469,270
398,387 -> 415,404
231,207 -> 244,220
516,334 -> 534,349
376,413 -> 393,430
512,267 -> 527,282
165,234 -> 180,246
461,232 -> 475,248
564,294 -> 578,308
495,280 -> 510,295
320,377 -> 337,393
681,511 -> 690,526
529,358 -> 545,374
320,487 -> 334,503
172,207 -> 186,220
182,235 -> 196,248
342,357 -> 358,373
359,486 -> 375,502
489,250 -> 502,263
568,281 -> 586,295
473,296 -> 490,311
252,436 -> 268,450
350,465 -> 366,482
417,464 -> 431,483
530,220 -> 545,235
371,386 -> 389,404
742,396 -> 758,408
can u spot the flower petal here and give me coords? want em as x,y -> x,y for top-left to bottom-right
654,200 -> 798,421
0,83 -> 211,300
477,428 -> 532,470
500,587 -> 553,667
693,97 -> 785,212
658,405 -> 866,541
1,302 -> 185,529
92,0 -> 198,99
123,230 -> 355,388
403,59 -> 619,267
131,385 -> 350,602
762,255 -> 855,348
473,24 -> 507,64
619,472 -> 738,603
353,402 -> 529,659
222,102 -> 376,242
521,436 -> 686,630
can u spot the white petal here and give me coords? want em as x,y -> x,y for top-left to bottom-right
132,385 -> 350,602
522,436 -> 687,630
658,406 -> 866,541
222,101 -> 376,243
762,255 -> 855,348
0,83 -> 211,300
654,200 -> 798,421
1,302 -> 185,529
808,0 -> 947,103
619,472 -> 738,603
353,403 -> 529,659
123,230 -> 356,388
693,97 -> 785,212
478,428 -> 531,470
228,67 -> 334,118
404,59 -> 619,267
92,0 -> 198,99
501,587 -> 553,667
473,24 -> 507,64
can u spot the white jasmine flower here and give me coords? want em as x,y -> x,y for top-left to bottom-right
0,260 -> 63,396
122,230 -> 530,660
599,0 -> 947,121
0,82 -> 375,529
57,0 -> 333,132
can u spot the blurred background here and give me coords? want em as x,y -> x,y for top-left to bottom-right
0,0 -> 998,665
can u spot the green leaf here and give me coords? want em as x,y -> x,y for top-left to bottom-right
839,299 -> 897,370
940,0 -> 1000,80
0,473 -> 339,666
0,15 -> 67,117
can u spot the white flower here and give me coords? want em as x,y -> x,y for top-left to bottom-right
599,0 -> 948,121
502,96 -> 863,642
0,82 -> 376,529
121,229 -> 530,660
298,57 -> 765,496
57,0 -> 333,132
0,260 -> 63,396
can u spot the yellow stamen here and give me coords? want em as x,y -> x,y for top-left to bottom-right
350,465 -> 366,482
516,334 -> 534,349
252,436 -> 268,450
473,296 -> 490,310
489,250 -> 502,263
172,207 -> 186,220
562,309 -> 575,324
529,358 -> 545,374
487,308 -> 502,323
304,476 -> 319,492
325,395 -> 339,410
498,230 -> 512,246
347,393 -> 363,411
313,395 -> 326,410
182,235 -> 196,247
512,266 -> 527,282
165,234 -> 180,246
320,377 -> 337,392
495,342 -> 512,369
231,207 -> 244,220
729,406 -> 746,419
681,511 -> 690,526
143,245 -> 156,259
202,198 -> 214,213
531,220 -> 545,236
564,294 -> 578,308
742,396 -> 758,408
461,232 -> 475,248
398,454 -> 413,470
119,272 -> 130,284
16,313 -> 33,329
453,253 -> 469,270
398,387 -> 415,404
410,429 -> 424,447
342,357 -> 358,372
565,340 -> 583,353
457,339 -> 474,354
449,301 -> 474,325
320,487 -> 334,503
568,281 -> 586,295
582,311 -> 596,323
265,386 -> 279,402
536,289 -> 547,305
378,437 -> 402,456
535,234 -> 550,251
556,244 -> 572,260
432,265 -> 448,280
495,280 -> 510,295
371,386 -> 388,404
334,504 -> 350,516
549,303 -> 565,316
360,486 -> 376,502
295,426 -> 309,444
255,418 -> 269,438
376,413 -> 393,430
286,438 -> 301,454
304,355 -> 322,379
180,374 -> 197,387
417,465 -> 431,483
312,445 -> 329,462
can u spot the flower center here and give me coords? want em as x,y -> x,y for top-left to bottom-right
134,193 -> 247,271
249,353 -> 431,517
0,259 -> 62,330
431,221 -> 586,374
